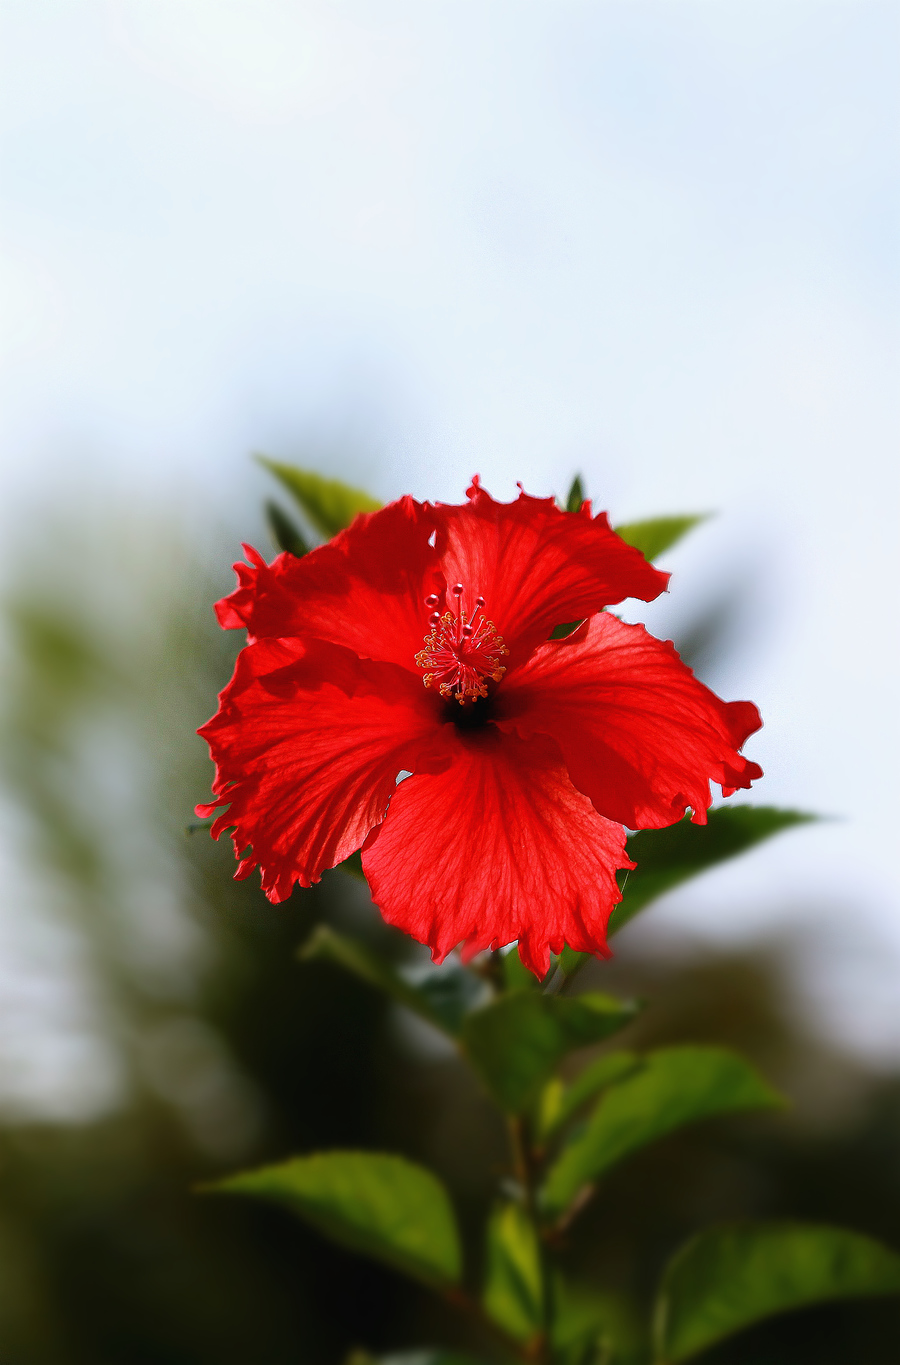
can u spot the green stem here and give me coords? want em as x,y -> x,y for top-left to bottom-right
508,1117 -> 557,1365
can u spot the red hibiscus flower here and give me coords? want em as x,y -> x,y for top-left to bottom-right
197,478 -> 762,978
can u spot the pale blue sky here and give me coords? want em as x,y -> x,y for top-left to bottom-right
0,1 -> 898,1095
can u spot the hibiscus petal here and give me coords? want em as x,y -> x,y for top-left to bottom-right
433,477 -> 668,670
361,728 -> 634,979
214,496 -> 444,671
198,636 -> 449,901
496,613 -> 762,829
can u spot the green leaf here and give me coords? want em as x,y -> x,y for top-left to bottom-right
549,620 -> 584,640
265,500 -> 311,557
482,1202 -> 543,1342
537,1051 -> 642,1142
610,807 -> 816,936
461,992 -> 638,1114
654,1222 -> 900,1363
613,515 -> 708,561
257,456 -> 382,538
542,1047 -> 782,1215
300,925 -> 484,1037
565,474 -> 585,514
210,1151 -> 461,1288
337,849 -> 367,881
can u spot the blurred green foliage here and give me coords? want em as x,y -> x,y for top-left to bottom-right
540,1048 -> 782,1217
655,1223 -> 900,1363
0,500 -> 899,1363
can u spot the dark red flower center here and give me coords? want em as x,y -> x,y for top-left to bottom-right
415,584 -> 509,704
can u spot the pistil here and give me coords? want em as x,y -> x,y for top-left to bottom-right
415,584 -> 509,703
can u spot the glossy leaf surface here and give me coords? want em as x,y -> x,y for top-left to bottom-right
462,991 -> 638,1114
257,456 -> 382,537
613,515 -> 707,562
609,807 -> 815,936
482,1202 -> 543,1342
655,1222 -> 900,1363
542,1047 -> 781,1214
212,1151 -> 461,1288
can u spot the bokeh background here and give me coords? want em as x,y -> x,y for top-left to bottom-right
0,2 -> 898,1361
